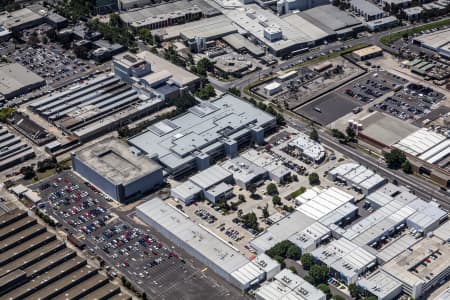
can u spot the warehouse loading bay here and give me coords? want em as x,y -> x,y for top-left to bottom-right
253,57 -> 364,110
32,171 -> 243,299
295,71 -> 410,125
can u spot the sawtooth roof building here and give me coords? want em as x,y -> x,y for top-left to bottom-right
0,206 -> 130,300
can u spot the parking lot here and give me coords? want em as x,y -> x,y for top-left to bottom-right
344,71 -> 407,103
296,71 -> 408,125
32,171 -> 115,236
32,171 -> 243,299
373,82 -> 445,121
13,44 -> 93,86
255,57 -> 364,110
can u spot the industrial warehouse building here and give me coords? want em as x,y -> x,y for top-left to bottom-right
311,238 -> 377,284
298,5 -> 364,38
129,94 -> 276,178
251,211 -> 316,253
382,235 -> 450,299
352,45 -> 383,60
393,128 -> 450,188
72,138 -> 164,203
171,165 -> 234,204
136,198 -> 269,290
171,153 -> 284,204
29,50 -> 199,143
29,74 -> 165,142
295,187 -> 355,220
241,149 -> 291,183
255,269 -> 326,300
0,207 -> 129,300
251,186 -> 356,254
328,162 -> 387,194
221,156 -> 268,189
114,51 -> 199,96
288,132 -> 326,163
346,182 -> 447,247
0,125 -> 36,171
0,8 -> 44,31
358,270 -> 403,300
223,4 -> 331,57
413,29 -> 450,59
136,51 -> 200,91
119,0 -> 219,30
0,63 -> 46,100
349,0 -> 384,21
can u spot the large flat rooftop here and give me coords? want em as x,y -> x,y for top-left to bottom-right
137,198 -> 249,274
0,8 -> 43,29
299,4 -> 362,32
129,94 -> 275,172
222,4 -> 329,54
0,63 -> 45,98
382,236 -> 450,287
74,137 -> 161,185
359,111 -> 418,146
414,28 -> 450,49
120,0 -> 219,24
137,50 -> 199,86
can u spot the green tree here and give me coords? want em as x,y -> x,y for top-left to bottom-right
384,149 -> 406,169
196,58 -> 214,76
266,183 -> 278,195
276,113 -> 285,125
109,13 -> 121,27
301,253 -> 313,270
195,84 -> 216,100
248,183 -> 257,195
289,266 -> 298,274
228,87 -> 241,97
272,195 -> 282,206
238,194 -> 246,202
317,284 -> 331,298
55,0 -> 92,22
345,126 -> 356,142
282,205 -> 295,213
20,166 -> 35,180
401,160 -> 413,174
138,28 -> 153,44
0,107 -> 15,122
309,172 -> 320,185
240,212 -> 259,231
331,129 -> 347,141
309,264 -> 329,285
364,296 -> 377,300
286,244 -> 302,260
310,128 -> 319,141
332,295 -> 345,300
266,240 -> 300,261
348,283 -> 359,299
28,31 -> 40,46
262,204 -> 269,218
174,93 -> 197,113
